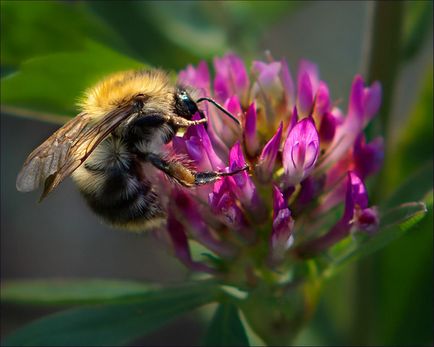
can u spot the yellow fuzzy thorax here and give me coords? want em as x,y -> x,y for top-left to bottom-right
78,69 -> 175,119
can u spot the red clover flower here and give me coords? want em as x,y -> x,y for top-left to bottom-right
157,53 -> 383,279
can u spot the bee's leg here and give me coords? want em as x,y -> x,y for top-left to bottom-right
193,167 -> 249,185
145,153 -> 248,186
170,116 -> 207,128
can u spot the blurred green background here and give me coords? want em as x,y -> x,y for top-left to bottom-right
1,1 -> 432,345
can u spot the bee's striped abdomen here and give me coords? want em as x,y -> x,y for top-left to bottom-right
72,135 -> 165,231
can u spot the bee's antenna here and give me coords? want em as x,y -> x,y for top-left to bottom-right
196,97 -> 240,125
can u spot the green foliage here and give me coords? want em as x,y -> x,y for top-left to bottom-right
85,1 -> 208,70
2,281 -> 220,346
0,279 -> 156,306
0,1 -> 127,68
86,1 -> 301,66
1,41 -> 144,116
203,302 -> 249,347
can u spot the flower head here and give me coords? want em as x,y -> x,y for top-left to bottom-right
155,53 -> 382,279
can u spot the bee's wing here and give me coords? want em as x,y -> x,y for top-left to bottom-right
16,104 -> 134,201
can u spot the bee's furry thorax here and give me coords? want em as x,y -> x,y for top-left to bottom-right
79,70 -> 176,120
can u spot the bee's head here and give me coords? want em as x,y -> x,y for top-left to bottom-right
174,88 -> 199,120
174,87 -> 240,126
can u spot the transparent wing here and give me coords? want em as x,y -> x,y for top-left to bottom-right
16,104 -> 134,201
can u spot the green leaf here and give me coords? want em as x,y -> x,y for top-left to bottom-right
1,41 -> 144,117
87,2 -> 204,70
375,196 -> 433,345
324,193 -> 431,277
382,161 -> 433,209
0,1 -> 128,67
87,1 -> 302,65
203,302 -> 249,347
2,281 -> 220,346
1,279 -> 156,306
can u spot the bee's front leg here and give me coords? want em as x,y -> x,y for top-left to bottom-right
193,167 -> 249,185
144,153 -> 248,186
170,116 -> 207,128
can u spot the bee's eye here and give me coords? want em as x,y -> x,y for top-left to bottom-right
177,90 -> 198,116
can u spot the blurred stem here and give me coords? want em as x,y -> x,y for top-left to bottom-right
353,2 -> 404,345
240,276 -> 321,346
362,1 -> 403,144
363,1 -> 403,203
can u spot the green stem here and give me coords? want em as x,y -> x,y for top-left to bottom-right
353,2 -> 404,345
364,1 -> 404,204
362,1 -> 403,143
239,268 -> 322,346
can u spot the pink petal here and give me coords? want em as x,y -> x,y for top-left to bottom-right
244,103 -> 259,157
178,61 -> 211,97
297,72 -> 314,118
319,111 -> 337,144
313,81 -> 331,120
298,60 -> 320,92
280,59 -> 295,108
353,134 -> 384,179
283,118 -> 320,185
363,81 -> 382,122
256,122 -> 283,182
167,207 -> 213,273
272,185 -> 286,217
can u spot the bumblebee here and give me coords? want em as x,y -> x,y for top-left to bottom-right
16,70 -> 246,231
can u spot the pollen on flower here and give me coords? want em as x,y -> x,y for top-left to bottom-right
156,52 -> 383,277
